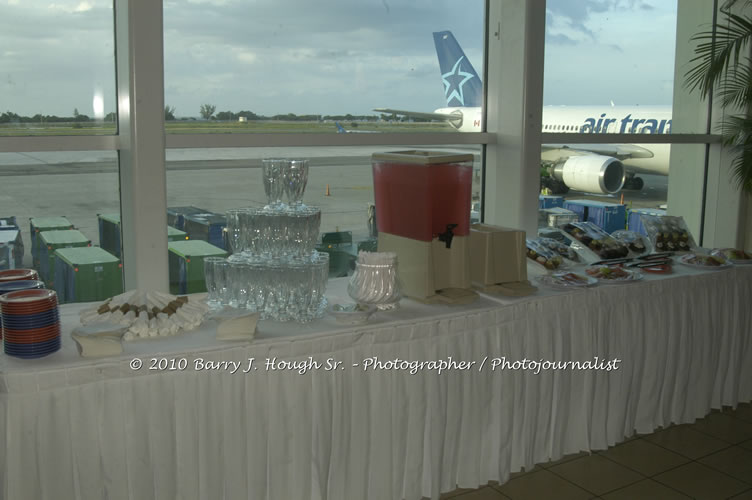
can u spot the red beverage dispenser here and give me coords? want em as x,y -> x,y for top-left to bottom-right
372,151 -> 475,300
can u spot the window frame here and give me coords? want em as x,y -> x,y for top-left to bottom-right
0,0 -> 735,291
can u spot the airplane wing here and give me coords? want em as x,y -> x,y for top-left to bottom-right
541,143 -> 654,162
373,108 -> 462,125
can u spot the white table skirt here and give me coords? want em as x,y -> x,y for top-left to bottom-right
1,267 -> 751,500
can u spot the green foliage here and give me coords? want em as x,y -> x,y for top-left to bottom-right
199,104 -> 216,120
685,1 -> 752,194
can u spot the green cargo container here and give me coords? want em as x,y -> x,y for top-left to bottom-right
30,216 -> 73,262
54,247 -> 123,304
98,213 -> 188,258
168,240 -> 227,295
38,229 -> 91,285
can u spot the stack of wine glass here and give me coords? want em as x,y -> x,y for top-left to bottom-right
204,158 -> 329,322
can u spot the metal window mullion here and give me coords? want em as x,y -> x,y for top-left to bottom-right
165,132 -> 494,149
0,135 -> 120,153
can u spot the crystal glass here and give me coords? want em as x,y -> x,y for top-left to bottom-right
285,206 -> 321,259
229,261 -> 251,308
262,158 -> 288,209
225,208 -> 244,258
203,256 -> 226,308
247,259 -> 268,313
309,251 -> 329,318
348,261 -> 401,310
264,263 -> 290,321
284,159 -> 309,207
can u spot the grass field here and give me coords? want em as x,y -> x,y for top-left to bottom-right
0,120 -> 452,136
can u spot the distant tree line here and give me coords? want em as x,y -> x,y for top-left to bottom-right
1,107 -> 429,124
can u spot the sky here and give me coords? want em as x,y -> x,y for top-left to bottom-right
0,0 -> 679,118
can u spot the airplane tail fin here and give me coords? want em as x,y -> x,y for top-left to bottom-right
432,31 -> 482,107
335,122 -> 347,133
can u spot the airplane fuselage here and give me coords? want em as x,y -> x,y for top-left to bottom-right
436,105 -> 672,176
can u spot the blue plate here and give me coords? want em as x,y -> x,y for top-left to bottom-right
2,309 -> 59,321
2,310 -> 59,322
2,319 -> 59,330
2,314 -> 59,325
5,346 -> 60,359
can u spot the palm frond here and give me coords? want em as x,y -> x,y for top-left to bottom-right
727,142 -> 752,193
715,59 -> 752,108
684,12 -> 752,99
718,114 -> 752,192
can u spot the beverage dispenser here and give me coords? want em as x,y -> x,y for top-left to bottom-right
372,151 -> 474,300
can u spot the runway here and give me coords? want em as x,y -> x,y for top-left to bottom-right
0,146 -> 668,268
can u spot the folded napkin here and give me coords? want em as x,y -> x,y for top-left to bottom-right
71,322 -> 129,357
209,308 -> 259,341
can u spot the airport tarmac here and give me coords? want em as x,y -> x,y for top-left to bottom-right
0,145 -> 668,268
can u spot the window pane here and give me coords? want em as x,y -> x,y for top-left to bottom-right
0,151 -> 123,302
539,1 -> 713,226
0,1 -> 117,136
166,145 -> 481,267
163,0 -> 484,133
544,1 -> 677,120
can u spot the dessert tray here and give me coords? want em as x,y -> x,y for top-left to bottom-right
535,272 -> 597,289
679,253 -> 733,270
585,266 -> 644,283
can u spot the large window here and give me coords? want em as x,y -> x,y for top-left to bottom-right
0,0 -> 120,300
166,145 -> 482,246
0,0 -> 741,293
0,0 -> 117,136
539,0 -> 719,242
163,0 -> 484,134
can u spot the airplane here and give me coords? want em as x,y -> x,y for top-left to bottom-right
375,31 -> 672,194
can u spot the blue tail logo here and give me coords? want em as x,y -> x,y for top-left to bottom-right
432,31 -> 482,107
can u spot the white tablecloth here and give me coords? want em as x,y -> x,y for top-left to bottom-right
1,266 -> 751,500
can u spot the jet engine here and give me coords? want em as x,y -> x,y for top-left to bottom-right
551,155 -> 625,194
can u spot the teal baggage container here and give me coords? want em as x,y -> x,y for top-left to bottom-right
37,230 -> 90,285
29,216 -> 73,263
54,247 -> 123,304
98,213 -> 188,258
168,240 -> 227,295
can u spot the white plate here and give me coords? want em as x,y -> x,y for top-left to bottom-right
535,272 -> 598,290
585,266 -> 644,284
679,254 -> 733,270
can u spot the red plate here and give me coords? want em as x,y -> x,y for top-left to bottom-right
0,301 -> 58,314
3,328 -> 60,344
0,269 -> 39,282
0,288 -> 57,304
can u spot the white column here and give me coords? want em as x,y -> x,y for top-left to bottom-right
115,0 -> 169,291
483,0 -> 546,236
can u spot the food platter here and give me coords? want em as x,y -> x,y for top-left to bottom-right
680,253 -> 733,270
712,248 -> 752,265
585,266 -> 644,284
535,272 -> 597,290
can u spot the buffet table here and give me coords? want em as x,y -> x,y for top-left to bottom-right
1,265 -> 751,500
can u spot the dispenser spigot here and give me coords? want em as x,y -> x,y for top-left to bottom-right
438,224 -> 458,249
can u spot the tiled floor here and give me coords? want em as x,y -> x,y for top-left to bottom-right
433,402 -> 752,500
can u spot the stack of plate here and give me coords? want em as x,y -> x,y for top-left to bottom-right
0,269 -> 40,282
0,280 -> 45,296
0,289 -> 61,358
